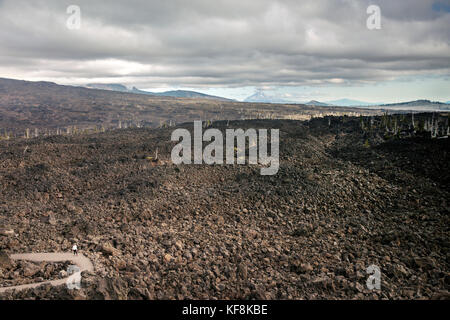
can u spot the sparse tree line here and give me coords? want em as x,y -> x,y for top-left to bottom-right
0,111 -> 360,141
0,125 -> 107,140
4,112 -> 446,142
0,118 -> 182,141
0,118 -> 154,140
360,112 -> 450,139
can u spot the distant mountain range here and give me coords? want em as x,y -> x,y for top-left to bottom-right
242,93 -> 383,106
10,80 -> 450,111
307,98 -> 450,111
243,91 -> 291,104
254,94 -> 450,111
85,83 -> 129,92
305,100 -> 330,107
2,77 -> 384,135
85,83 -> 234,101
276,98 -> 381,106
369,100 -> 450,111
324,99 -> 382,106
242,92 -> 450,110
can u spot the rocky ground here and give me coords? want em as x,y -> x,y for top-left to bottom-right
0,116 -> 449,300
0,252 -> 70,287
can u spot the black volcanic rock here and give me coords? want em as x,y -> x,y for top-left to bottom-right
0,117 -> 448,300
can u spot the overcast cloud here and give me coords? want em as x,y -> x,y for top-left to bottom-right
0,0 -> 449,101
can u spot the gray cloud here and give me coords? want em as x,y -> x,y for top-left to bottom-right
0,0 -> 449,88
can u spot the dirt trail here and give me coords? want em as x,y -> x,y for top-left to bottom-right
0,252 -> 94,293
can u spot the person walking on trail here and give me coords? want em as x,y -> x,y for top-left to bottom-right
72,244 -> 78,256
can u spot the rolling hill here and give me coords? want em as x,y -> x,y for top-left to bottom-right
325,99 -> 381,107
368,100 -> 450,112
0,77 -> 379,136
85,83 -> 233,101
305,100 -> 330,107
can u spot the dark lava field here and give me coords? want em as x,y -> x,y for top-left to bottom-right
0,116 -> 449,299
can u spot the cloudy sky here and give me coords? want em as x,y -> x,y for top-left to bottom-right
0,0 -> 449,102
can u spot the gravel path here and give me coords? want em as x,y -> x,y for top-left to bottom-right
0,252 -> 93,293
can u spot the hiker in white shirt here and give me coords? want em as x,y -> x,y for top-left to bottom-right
72,244 -> 78,256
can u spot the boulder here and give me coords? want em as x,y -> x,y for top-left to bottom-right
0,251 -> 12,269
23,262 -> 41,277
101,243 -> 121,256
0,228 -> 14,236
